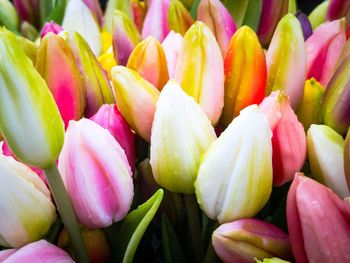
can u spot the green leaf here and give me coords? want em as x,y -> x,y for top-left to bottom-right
161,214 -> 186,263
115,189 -> 164,263
45,0 -> 67,25
288,0 -> 297,14
242,0 -> 262,31
221,0 -> 249,26
190,0 -> 201,19
40,0 -> 55,25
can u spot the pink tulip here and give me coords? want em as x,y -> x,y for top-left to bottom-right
260,91 -> 306,186
90,104 -> 135,170
161,31 -> 183,78
58,118 -> 134,228
0,240 -> 74,263
40,21 -> 63,39
141,0 -> 170,42
83,0 -> 103,25
306,19 -> 346,87
287,173 -> 350,263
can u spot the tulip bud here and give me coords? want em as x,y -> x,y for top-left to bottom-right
308,1 -> 329,30
345,129 -> 350,191
287,173 -> 350,263
327,0 -> 350,27
168,0 -> 194,36
127,36 -> 169,90
260,91 -> 306,186
257,0 -> 289,47
111,66 -> 160,141
161,31 -> 183,78
150,80 -> 216,194
36,33 -> 86,127
0,155 -> 56,248
13,0 -> 40,28
197,0 -> 237,56
306,19 -> 346,87
66,31 -> 115,117
256,258 -> 291,263
20,21 -> 38,41
307,125 -> 349,197
296,78 -> 325,131
266,14 -> 306,109
142,0 -> 170,42
0,240 -> 74,262
296,12 -> 313,40
90,104 -> 135,170
104,0 -> 134,33
112,10 -> 141,66
0,31 -> 64,169
40,21 -> 63,38
98,46 -> 117,79
58,119 -> 133,228
321,45 -> 350,134
131,0 -> 146,32
62,0 -> 101,55
174,21 -> 224,125
0,0 -> 19,32
212,219 -> 291,263
221,26 -> 266,126
83,0 -> 103,25
195,105 -> 272,223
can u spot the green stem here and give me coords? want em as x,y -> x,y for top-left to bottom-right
204,241 -> 218,263
184,194 -> 203,263
44,165 -> 89,263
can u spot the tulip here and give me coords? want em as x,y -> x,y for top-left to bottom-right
66,31 -> 115,117
168,0 -> 194,36
195,105 -> 272,223
307,125 -> 349,198
142,0 -> 170,42
0,155 -> 56,248
13,0 -> 40,28
58,118 -> 133,228
127,36 -> 169,90
83,0 -> 103,25
0,0 -> 19,32
266,14 -> 306,109
212,219 -> 291,263
287,173 -> 350,263
150,80 -> 216,194
305,19 -> 346,87
20,21 -> 38,41
197,0 -> 237,56
112,10 -> 141,66
0,30 -> 64,169
256,258 -> 291,263
296,78 -> 325,131
104,0 -> 134,33
308,1 -> 329,30
174,21 -> 224,125
321,45 -> 350,135
296,12 -> 313,40
221,26 -> 266,127
131,0 -> 146,32
327,0 -> 350,27
161,31 -> 183,78
98,46 -> 117,79
36,33 -> 86,127
0,240 -> 74,262
62,0 -> 101,55
40,21 -> 63,38
100,30 -> 113,54
111,66 -> 160,141
260,92 -> 306,186
345,129 -> 350,191
90,104 -> 135,169
257,0 -> 289,47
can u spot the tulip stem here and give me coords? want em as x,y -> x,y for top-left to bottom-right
44,165 -> 89,263
184,194 -> 203,263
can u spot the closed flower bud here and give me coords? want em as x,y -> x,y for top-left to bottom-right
266,14 -> 306,109
327,0 -> 350,27
174,21 -> 224,125
98,46 -> 117,79
13,0 -> 40,28
296,12 -> 313,40
212,219 -> 291,263
66,31 -> 115,117
0,155 -> 56,248
161,31 -> 183,78
0,31 -> 64,169
83,0 -> 103,25
40,21 -> 63,38
168,0 -> 194,36
221,26 -> 266,126
150,80 -> 216,194
36,33 -> 86,127
104,0 -> 134,33
307,125 -> 349,198
195,105 -> 272,223
127,36 -> 169,90
0,0 -> 19,32
131,0 -> 146,32
58,119 -> 134,228
111,66 -> 160,141
260,91 -> 306,186
308,1 -> 329,30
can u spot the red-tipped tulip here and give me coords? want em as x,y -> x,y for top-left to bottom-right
58,119 -> 134,228
287,173 -> 350,263
260,92 -> 306,186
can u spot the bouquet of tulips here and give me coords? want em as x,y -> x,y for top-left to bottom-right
0,0 -> 350,262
